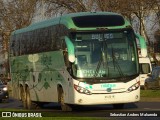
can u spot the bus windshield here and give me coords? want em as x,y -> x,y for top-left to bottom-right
70,29 -> 139,79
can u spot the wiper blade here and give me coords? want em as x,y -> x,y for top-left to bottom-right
93,55 -> 102,78
94,34 -> 109,78
103,39 -> 109,77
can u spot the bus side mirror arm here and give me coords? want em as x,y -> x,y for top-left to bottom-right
67,67 -> 72,74
65,36 -> 75,63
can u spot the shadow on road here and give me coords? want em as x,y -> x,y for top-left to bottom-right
42,102 -> 138,112
0,97 -> 138,112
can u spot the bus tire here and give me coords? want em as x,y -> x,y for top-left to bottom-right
58,87 -> 72,111
35,102 -> 45,108
113,103 -> 124,109
21,86 -> 27,109
19,86 -> 24,101
26,87 -> 37,109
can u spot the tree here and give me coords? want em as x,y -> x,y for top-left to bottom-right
0,0 -> 38,49
44,0 -> 94,14
0,0 -> 38,76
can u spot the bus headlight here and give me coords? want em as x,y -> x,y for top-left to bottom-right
127,81 -> 140,92
74,84 -> 92,95
3,87 -> 8,91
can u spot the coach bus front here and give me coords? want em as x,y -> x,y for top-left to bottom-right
65,28 -> 140,107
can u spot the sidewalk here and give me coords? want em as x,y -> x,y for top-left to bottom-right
140,97 -> 160,102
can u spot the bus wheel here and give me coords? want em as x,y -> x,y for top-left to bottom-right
20,87 -> 27,109
20,86 -> 24,101
113,104 -> 124,109
35,102 -> 45,108
59,88 -> 72,111
26,87 -> 37,109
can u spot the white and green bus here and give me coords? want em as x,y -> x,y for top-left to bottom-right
9,12 -> 147,111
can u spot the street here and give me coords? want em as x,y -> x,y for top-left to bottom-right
0,98 -> 160,118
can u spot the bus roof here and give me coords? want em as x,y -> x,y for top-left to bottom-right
12,12 -> 131,35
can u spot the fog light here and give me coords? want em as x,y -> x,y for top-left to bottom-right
78,99 -> 83,103
135,95 -> 138,99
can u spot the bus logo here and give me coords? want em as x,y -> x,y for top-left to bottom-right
106,88 -> 112,92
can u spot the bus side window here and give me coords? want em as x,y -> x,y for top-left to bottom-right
24,35 -> 28,54
36,29 -> 41,52
46,27 -> 51,51
35,36 -> 39,53
55,25 -> 62,50
41,29 -> 46,52
43,28 -> 49,52
24,33 -> 29,54
60,37 -> 67,50
50,26 -> 57,51
15,35 -> 20,56
20,35 -> 24,55
29,32 -> 34,53
38,29 -> 44,52
32,31 -> 37,53
10,37 -> 15,56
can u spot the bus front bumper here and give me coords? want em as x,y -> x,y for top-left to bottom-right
71,90 -> 140,105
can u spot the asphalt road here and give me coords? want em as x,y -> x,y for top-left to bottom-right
1,98 -> 160,110
0,98 -> 160,119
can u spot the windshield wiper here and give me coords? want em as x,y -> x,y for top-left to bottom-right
111,45 -> 125,77
93,54 -> 103,78
102,39 -> 110,77
93,34 -> 109,78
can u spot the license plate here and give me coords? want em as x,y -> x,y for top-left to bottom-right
104,95 -> 115,100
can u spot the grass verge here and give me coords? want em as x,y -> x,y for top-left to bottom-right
140,90 -> 160,98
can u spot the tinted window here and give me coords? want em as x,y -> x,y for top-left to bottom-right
140,63 -> 150,74
10,36 -> 16,56
14,35 -> 20,56
72,15 -> 125,28
10,25 -> 68,56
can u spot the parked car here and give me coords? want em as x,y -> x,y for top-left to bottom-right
139,57 -> 152,89
0,79 -> 9,102
144,66 -> 160,90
